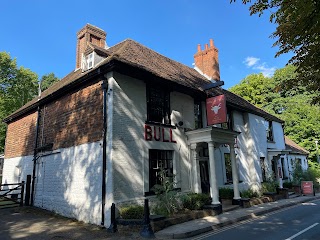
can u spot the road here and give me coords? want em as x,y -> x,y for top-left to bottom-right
193,199 -> 320,240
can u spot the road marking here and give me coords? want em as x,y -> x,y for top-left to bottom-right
191,205 -> 310,240
285,223 -> 319,240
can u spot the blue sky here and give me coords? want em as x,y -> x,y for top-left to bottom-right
1,0 -> 292,89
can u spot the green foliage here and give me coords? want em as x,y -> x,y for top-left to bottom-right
261,181 -> 278,193
231,0 -> 320,104
229,65 -> 320,162
40,73 -> 59,91
119,205 -> 144,219
0,52 -> 39,153
219,187 -> 234,199
240,189 -> 259,198
151,169 -> 181,216
292,160 -> 320,189
283,182 -> 293,189
181,193 -> 211,210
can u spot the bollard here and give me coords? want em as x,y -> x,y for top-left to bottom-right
140,198 -> 155,238
25,175 -> 31,206
107,203 -> 118,233
20,181 -> 25,207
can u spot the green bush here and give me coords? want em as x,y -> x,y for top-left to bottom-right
182,193 -> 211,210
151,169 -> 182,216
292,160 -> 320,189
261,181 -> 278,193
240,189 -> 259,198
283,181 -> 293,189
119,205 -> 144,219
219,187 -> 234,199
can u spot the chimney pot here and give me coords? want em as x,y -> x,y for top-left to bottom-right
193,39 -> 220,81
197,44 -> 201,52
210,39 -> 214,47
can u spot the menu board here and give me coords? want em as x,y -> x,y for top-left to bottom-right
301,181 -> 314,196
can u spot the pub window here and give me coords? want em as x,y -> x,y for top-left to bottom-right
147,86 -> 170,124
224,153 -> 232,183
194,101 -> 203,129
260,157 -> 267,182
221,110 -> 233,130
149,149 -> 173,192
267,121 -> 274,141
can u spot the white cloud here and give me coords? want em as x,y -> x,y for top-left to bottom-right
254,64 -> 276,77
244,57 -> 260,67
243,56 -> 276,77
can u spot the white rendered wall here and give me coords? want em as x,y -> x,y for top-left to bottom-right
111,72 -> 194,204
2,155 -> 33,184
3,142 -> 103,225
267,121 -> 285,149
232,111 -> 268,190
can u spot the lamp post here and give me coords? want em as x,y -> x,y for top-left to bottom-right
315,140 -> 320,164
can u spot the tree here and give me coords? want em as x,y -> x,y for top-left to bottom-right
40,73 -> 59,92
232,0 -> 320,104
0,52 -> 38,153
229,65 -> 320,161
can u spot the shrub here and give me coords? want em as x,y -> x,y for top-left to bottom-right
151,169 -> 182,216
182,193 -> 211,210
240,189 -> 259,198
219,187 -> 234,199
261,181 -> 278,193
119,205 -> 144,219
283,181 -> 293,189
292,160 -> 320,189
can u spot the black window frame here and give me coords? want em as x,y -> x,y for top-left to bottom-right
194,101 -> 203,129
221,109 -> 233,130
146,85 -> 171,125
267,121 -> 274,142
147,149 -> 174,195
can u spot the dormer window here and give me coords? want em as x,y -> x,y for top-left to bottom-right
87,53 -> 94,69
81,53 -> 94,71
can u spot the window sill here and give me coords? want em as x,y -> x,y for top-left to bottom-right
267,140 -> 275,143
145,121 -> 176,129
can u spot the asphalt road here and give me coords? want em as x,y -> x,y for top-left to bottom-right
193,199 -> 320,240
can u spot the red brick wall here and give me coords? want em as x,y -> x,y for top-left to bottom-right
38,81 -> 103,150
5,111 -> 38,158
5,81 -> 103,158
194,39 -> 220,80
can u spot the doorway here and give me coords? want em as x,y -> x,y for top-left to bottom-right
199,161 -> 210,194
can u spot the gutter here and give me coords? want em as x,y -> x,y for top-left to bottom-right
30,106 -> 41,206
101,77 -> 108,225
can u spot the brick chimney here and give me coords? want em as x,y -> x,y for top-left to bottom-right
194,39 -> 220,81
76,24 -> 106,69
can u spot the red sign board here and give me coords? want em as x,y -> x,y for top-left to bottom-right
206,95 -> 227,125
301,181 -> 314,195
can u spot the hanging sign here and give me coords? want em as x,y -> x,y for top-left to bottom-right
206,95 -> 227,125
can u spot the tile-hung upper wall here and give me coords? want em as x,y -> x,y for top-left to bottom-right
111,72 -> 194,202
5,111 -> 38,158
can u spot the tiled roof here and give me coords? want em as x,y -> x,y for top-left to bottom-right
4,39 -> 283,123
285,136 -> 309,155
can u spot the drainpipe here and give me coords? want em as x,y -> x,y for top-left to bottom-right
30,106 -> 41,206
101,77 -> 108,225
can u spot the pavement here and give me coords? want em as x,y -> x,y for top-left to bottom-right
155,193 -> 320,239
1,194 -> 320,239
